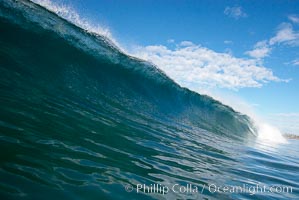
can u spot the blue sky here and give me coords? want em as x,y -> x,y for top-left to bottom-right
39,0 -> 299,134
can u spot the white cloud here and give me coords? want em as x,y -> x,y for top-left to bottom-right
167,39 -> 175,43
224,6 -> 247,19
288,14 -> 299,24
246,23 -> 299,59
245,47 -> 271,59
292,59 -> 299,66
224,40 -> 233,44
269,23 -> 299,46
224,48 -> 233,55
131,42 -> 283,91
179,41 -> 195,47
245,40 -> 271,59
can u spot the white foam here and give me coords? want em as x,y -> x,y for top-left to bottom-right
204,92 -> 287,144
255,122 -> 287,144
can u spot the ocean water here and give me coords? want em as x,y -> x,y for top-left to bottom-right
0,0 -> 298,199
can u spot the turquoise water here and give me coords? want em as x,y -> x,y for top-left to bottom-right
0,0 -> 298,199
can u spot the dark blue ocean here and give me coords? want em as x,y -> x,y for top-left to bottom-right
0,0 -> 298,199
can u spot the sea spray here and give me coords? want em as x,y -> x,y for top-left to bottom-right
256,123 -> 287,144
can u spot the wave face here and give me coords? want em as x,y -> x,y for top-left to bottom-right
1,1 -> 298,200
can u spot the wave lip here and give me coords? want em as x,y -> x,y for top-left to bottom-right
31,0 -> 120,46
